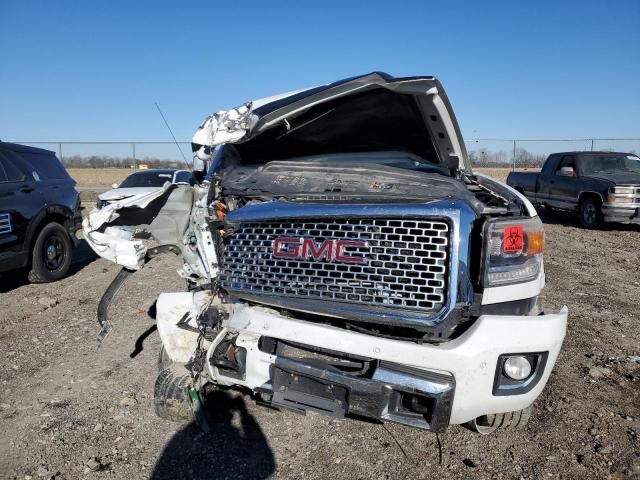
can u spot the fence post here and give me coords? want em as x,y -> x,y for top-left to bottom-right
512,140 -> 517,170
132,143 -> 136,170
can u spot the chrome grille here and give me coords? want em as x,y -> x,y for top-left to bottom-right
222,218 -> 450,314
0,213 -> 11,234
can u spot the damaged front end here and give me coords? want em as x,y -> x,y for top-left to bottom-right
83,177 -> 220,342
87,72 -> 566,434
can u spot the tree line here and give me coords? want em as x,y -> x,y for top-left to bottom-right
62,147 -> 632,170
61,155 -> 186,169
61,150 -> 544,169
467,148 -> 547,168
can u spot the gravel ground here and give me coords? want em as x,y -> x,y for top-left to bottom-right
0,214 -> 639,480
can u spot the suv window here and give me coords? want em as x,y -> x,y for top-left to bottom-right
19,151 -> 70,180
0,151 -> 28,182
555,155 -> 576,176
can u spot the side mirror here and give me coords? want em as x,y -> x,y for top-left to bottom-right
112,183 -> 119,189
558,166 -> 575,177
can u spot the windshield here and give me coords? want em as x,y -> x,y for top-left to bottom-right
119,171 -> 173,188
581,155 -> 640,175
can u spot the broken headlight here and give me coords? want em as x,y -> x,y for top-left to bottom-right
482,216 -> 544,287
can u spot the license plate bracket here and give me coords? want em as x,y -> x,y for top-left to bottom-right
271,367 -> 347,418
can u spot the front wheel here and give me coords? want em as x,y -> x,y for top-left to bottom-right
154,366 -> 194,422
28,222 -> 73,283
467,406 -> 532,434
579,198 -> 602,229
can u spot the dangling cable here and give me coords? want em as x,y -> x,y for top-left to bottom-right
382,424 -> 410,462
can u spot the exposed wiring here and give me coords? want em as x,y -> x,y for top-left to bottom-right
382,424 -> 411,463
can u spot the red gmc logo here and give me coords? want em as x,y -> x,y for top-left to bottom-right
272,237 -> 367,264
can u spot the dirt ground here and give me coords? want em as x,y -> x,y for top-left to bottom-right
67,169 -> 132,188
1,212 -> 639,480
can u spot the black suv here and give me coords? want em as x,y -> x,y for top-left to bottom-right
0,142 -> 81,282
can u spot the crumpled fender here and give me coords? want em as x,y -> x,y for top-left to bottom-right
82,183 -> 172,270
192,104 -> 254,150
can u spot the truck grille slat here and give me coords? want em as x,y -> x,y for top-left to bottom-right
0,213 -> 12,235
222,218 -> 450,314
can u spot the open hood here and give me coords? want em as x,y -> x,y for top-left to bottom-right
192,72 -> 471,172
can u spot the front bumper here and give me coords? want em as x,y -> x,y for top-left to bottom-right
602,205 -> 640,224
207,303 -> 567,429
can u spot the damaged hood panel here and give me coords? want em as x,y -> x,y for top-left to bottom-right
82,183 -> 173,270
98,186 -> 167,203
192,72 -> 471,172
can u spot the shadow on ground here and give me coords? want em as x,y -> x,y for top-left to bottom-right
0,239 -> 97,293
151,390 -> 276,480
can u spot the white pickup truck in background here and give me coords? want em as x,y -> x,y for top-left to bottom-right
83,73 -> 567,434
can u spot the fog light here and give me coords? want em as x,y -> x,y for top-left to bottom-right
503,356 -> 532,380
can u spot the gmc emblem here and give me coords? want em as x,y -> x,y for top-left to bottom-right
272,237 -> 367,264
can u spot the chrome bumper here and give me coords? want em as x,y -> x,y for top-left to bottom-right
602,204 -> 640,223
211,303 -> 568,426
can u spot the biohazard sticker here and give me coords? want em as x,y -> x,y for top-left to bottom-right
503,225 -> 524,253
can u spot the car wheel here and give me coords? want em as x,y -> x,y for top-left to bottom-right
154,366 -> 194,422
28,222 -> 73,283
579,197 -> 602,229
467,406 -> 532,434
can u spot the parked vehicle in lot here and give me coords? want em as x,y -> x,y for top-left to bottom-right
84,73 -> 567,434
0,142 -> 81,282
507,152 -> 640,228
96,168 -> 192,208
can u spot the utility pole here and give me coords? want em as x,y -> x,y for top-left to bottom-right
132,143 -> 136,170
512,140 -> 517,171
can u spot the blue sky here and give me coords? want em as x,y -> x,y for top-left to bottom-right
1,0 -> 639,157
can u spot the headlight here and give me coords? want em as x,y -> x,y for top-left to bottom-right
612,186 -> 634,195
607,186 -> 636,204
482,216 -> 544,287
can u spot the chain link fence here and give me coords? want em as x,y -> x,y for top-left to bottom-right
11,138 -> 640,171
465,138 -> 640,169
12,141 -> 192,170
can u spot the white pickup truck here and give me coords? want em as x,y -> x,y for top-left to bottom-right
83,73 -> 567,434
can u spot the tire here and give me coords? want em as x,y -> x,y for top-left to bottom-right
467,406 -> 532,434
154,366 -> 194,422
579,197 -> 602,229
27,222 -> 73,283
